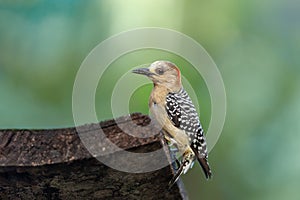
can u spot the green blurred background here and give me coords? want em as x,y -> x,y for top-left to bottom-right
0,1 -> 299,199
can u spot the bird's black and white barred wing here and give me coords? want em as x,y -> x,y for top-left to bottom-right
165,88 -> 212,178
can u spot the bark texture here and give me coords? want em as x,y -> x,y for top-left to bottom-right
0,113 -> 188,200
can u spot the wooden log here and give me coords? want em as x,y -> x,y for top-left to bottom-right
0,113 -> 188,199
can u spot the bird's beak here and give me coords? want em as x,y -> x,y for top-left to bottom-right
132,68 -> 155,77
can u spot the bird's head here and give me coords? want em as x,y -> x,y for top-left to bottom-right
132,61 -> 182,92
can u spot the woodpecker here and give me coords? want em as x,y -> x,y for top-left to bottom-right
132,61 -> 212,187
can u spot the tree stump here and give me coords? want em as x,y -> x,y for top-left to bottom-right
0,113 -> 188,199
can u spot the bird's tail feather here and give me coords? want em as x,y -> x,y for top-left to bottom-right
191,146 -> 212,179
198,157 -> 212,179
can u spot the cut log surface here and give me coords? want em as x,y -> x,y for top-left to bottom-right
0,113 -> 188,200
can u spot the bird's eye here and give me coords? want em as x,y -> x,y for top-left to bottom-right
156,68 -> 164,75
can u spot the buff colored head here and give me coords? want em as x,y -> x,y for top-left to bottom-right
132,61 -> 182,92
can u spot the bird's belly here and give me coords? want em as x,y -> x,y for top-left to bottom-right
149,103 -> 167,128
150,102 -> 190,149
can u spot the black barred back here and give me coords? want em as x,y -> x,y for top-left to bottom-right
165,88 -> 208,159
